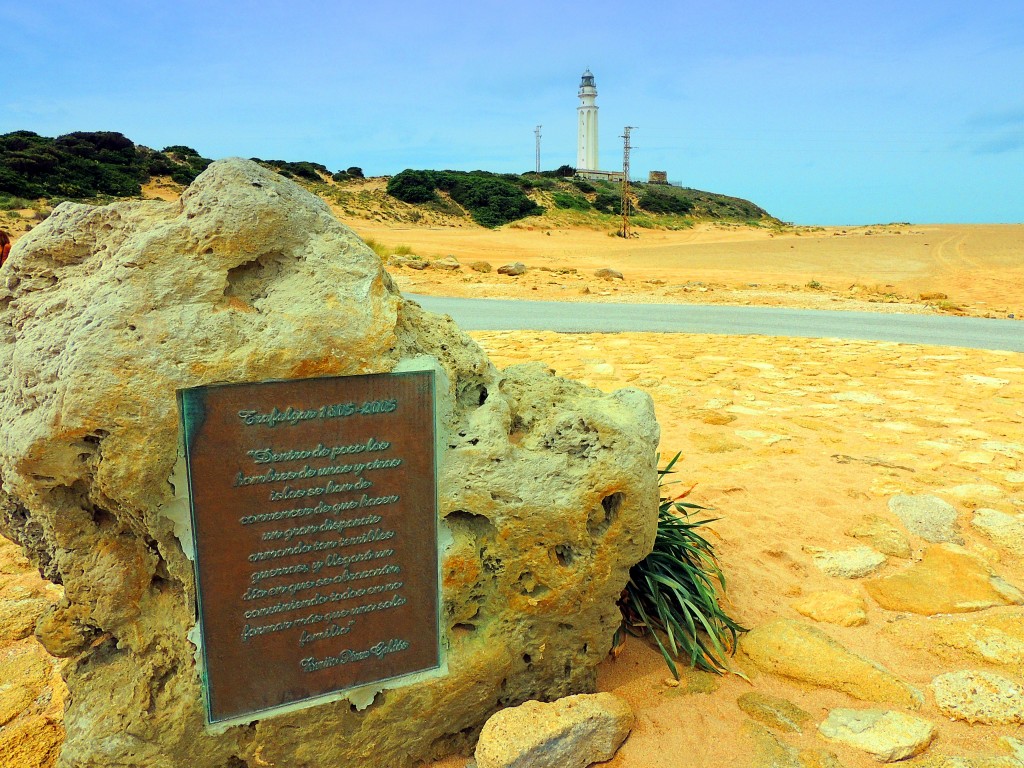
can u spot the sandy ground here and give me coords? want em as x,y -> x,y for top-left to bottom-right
429,332 -> 1024,767
351,220 -> 1024,319
2,200 -> 1023,766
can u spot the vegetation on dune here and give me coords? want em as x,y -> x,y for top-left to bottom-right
0,131 -> 213,199
1,129 -> 775,229
638,188 -> 694,216
617,453 -> 746,677
386,169 -> 544,228
551,191 -> 591,211
250,158 -> 331,182
0,130 -> 365,205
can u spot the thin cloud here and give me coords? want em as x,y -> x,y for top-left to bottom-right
971,134 -> 1024,155
961,105 -> 1024,155
966,106 -> 1024,129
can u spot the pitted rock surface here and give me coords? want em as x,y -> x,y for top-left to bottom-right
0,159 -> 660,768
931,670 -> 1024,725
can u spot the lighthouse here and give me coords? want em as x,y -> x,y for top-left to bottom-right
577,69 -> 599,171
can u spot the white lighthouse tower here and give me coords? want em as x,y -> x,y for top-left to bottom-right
577,69 -> 599,172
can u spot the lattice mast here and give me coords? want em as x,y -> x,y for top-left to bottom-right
534,125 -> 542,174
620,126 -> 636,238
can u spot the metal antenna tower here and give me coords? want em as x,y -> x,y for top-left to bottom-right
534,125 -> 542,174
620,126 -> 636,238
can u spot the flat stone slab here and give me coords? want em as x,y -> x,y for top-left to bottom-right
791,590 -> 868,627
819,708 -> 936,762
847,515 -> 912,558
736,692 -> 811,734
864,544 -> 1024,615
741,619 -> 922,709
808,545 -> 887,578
971,508 -> 1024,556
888,494 -> 963,544
931,670 -> 1024,725
881,607 -> 1024,677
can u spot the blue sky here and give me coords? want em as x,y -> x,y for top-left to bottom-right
2,0 -> 1022,224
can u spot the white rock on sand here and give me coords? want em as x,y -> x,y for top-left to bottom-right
931,670 -> 1024,725
474,693 -> 633,768
818,708 -> 936,762
887,494 -> 963,544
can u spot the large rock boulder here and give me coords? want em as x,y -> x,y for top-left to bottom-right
0,159 -> 660,768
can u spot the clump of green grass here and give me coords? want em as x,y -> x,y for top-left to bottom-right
618,453 -> 746,677
362,238 -> 390,259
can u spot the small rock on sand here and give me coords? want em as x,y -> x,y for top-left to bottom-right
931,670 -> 1024,725
498,262 -> 527,276
807,546 -> 886,578
475,693 -> 633,768
818,708 -> 936,762
791,590 -> 868,627
432,256 -> 461,270
888,494 -> 963,544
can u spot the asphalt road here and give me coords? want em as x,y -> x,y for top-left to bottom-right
407,295 -> 1024,352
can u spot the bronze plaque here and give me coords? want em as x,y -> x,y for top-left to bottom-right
178,371 -> 439,724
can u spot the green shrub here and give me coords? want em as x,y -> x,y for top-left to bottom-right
254,159 -> 329,182
162,145 -> 202,158
0,131 -> 213,198
0,194 -> 32,210
551,191 -> 590,211
362,238 -> 390,259
572,178 -> 596,194
387,169 -> 542,227
332,166 -> 365,182
519,174 -> 555,190
638,190 -> 694,215
618,453 -> 746,677
592,190 -> 620,214
387,169 -> 439,204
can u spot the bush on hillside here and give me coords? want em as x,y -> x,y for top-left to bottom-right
387,169 -> 543,227
253,159 -> 330,182
551,191 -> 591,211
387,169 -> 439,204
518,173 -> 556,190
638,190 -> 694,215
0,131 -> 214,198
444,173 -> 542,227
592,190 -> 621,214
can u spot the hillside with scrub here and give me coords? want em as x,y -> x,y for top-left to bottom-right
0,130 -> 777,235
